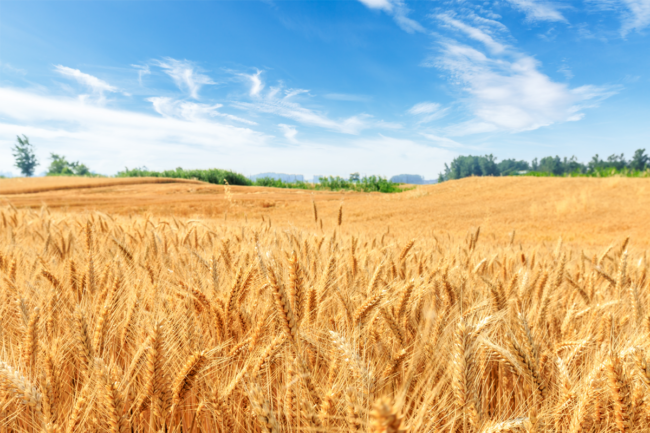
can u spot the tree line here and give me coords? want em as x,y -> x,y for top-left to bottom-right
6,135 -> 402,192
9,135 -> 90,177
438,149 -> 650,182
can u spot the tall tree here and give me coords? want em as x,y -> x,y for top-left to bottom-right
47,153 -> 90,176
629,149 -> 648,171
12,135 -> 39,177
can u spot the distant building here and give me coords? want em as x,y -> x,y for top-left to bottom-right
391,174 -> 424,184
250,173 -> 305,182
390,174 -> 438,185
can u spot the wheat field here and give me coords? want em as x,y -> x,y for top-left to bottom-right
3,176 -> 650,246
0,192 -> 648,432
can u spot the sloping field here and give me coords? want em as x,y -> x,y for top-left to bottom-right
2,176 -> 649,246
0,176 -> 202,195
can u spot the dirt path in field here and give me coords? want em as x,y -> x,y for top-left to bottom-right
2,176 -> 649,246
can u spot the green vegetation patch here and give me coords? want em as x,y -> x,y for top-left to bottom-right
253,175 -> 403,193
116,167 -> 253,186
439,149 -> 650,181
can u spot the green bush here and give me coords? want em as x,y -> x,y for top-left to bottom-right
252,175 -> 403,193
253,177 -> 313,189
117,167 -> 252,186
524,167 -> 650,178
47,154 -> 91,176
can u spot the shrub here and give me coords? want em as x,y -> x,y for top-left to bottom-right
252,175 -> 403,193
117,167 -> 252,186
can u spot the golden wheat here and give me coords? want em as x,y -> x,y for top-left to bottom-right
0,204 -> 648,432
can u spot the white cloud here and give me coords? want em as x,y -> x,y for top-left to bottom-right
233,84 -> 391,135
620,0 -> 650,33
408,102 -> 441,115
279,124 -> 298,143
358,0 -> 393,11
0,87 -> 266,174
0,87 -> 449,179
437,13 -> 507,53
505,0 -> 567,22
54,65 -> 118,103
148,97 -> 257,125
132,64 -> 151,85
558,63 -> 574,79
356,0 -> 424,33
589,0 -> 650,34
155,58 -> 215,99
432,40 -> 616,134
242,70 -> 265,97
419,133 -> 467,148
408,102 -> 449,123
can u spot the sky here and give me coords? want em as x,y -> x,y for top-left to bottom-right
0,0 -> 649,179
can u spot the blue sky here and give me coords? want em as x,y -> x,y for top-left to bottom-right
1,0 -> 649,179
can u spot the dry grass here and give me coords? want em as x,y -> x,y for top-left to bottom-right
1,197 -> 649,432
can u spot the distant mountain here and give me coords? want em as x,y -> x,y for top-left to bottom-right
390,174 -> 438,185
0,172 -> 14,178
250,172 -> 305,182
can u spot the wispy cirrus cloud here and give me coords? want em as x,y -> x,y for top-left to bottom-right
429,16 -> 616,135
504,0 -> 567,23
357,0 -> 424,33
619,0 -> 650,33
54,65 -> 119,103
437,13 -> 507,54
407,102 -> 449,123
408,102 -> 441,115
148,97 -> 256,125
132,64 -> 151,85
155,58 -> 215,99
419,133 -> 467,149
234,75 -> 399,134
588,0 -> 650,35
234,92 -> 373,134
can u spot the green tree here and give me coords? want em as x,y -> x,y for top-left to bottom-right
629,149 -> 648,171
12,135 -> 39,177
478,154 -> 499,176
497,159 -> 530,175
47,154 -> 90,176
349,172 -> 360,182
439,154 -> 502,181
538,156 -> 564,175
